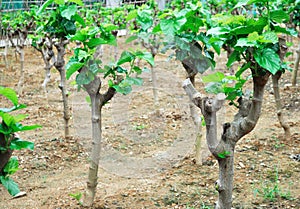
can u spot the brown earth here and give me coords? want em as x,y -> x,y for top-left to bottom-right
0,38 -> 299,209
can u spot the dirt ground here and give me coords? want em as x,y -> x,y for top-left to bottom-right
0,38 -> 299,209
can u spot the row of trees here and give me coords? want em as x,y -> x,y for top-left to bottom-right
0,0 -> 299,207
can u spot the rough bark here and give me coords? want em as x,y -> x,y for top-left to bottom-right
188,75 -> 203,164
32,37 -> 54,95
181,55 -> 203,164
272,72 -> 291,139
183,68 -> 270,209
0,132 -> 13,173
292,42 -> 300,86
271,39 -> 291,139
53,39 -> 70,138
8,28 -> 28,95
0,38 -> 9,69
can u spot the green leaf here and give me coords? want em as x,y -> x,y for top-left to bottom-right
66,62 -> 84,79
69,0 -> 83,6
235,38 -> 257,47
0,87 -> 18,106
125,35 -> 138,43
0,176 -> 20,196
54,0 -> 64,4
69,32 -> 86,42
217,151 -> 231,159
86,38 -> 107,49
73,14 -> 86,27
3,156 -> 19,175
126,10 -> 137,21
10,138 -> 34,151
76,70 -> 94,85
204,82 -> 223,94
260,31 -> 278,44
61,5 -> 77,20
235,62 -> 251,77
253,48 -> 281,74
0,112 -> 14,127
202,72 -> 225,83
37,0 -> 54,15
13,124 -> 42,132
273,26 -> 298,37
160,16 -> 186,37
78,50 -> 89,62
0,104 -> 26,113
270,10 -> 290,23
227,50 -> 240,67
137,9 -> 153,31
113,84 -> 132,95
126,77 -> 143,86
206,27 -> 230,36
117,51 -> 135,65
135,51 -> 154,66
103,24 -> 118,32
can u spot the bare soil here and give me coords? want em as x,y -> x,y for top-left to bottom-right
0,39 -> 299,209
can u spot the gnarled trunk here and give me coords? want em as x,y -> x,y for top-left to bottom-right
183,69 -> 270,208
0,132 -> 13,172
272,72 -> 291,139
292,42 -> 300,86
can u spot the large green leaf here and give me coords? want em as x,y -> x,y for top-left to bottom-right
227,50 -> 241,67
253,48 -> 281,74
3,157 -> 19,175
0,112 -> 14,127
0,176 -> 20,196
117,51 -> 135,65
235,38 -> 257,47
270,10 -> 290,23
206,27 -> 230,36
0,87 -> 18,106
135,51 -> 154,66
10,138 -> 34,151
61,5 -> 77,20
86,38 -> 107,49
160,16 -> 186,37
66,62 -> 85,79
137,9 -> 153,31
260,31 -> 278,44
202,72 -> 225,83
126,10 -> 137,21
126,77 -> 143,86
37,0 -> 54,15
76,70 -> 94,85
125,35 -> 138,43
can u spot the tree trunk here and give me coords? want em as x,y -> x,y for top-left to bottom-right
183,69 -> 270,208
82,65 -> 120,206
83,89 -> 102,206
189,75 -> 203,165
292,43 -> 300,86
0,132 -> 13,172
272,72 -> 291,139
215,152 -> 234,209
17,47 -> 24,96
54,39 -> 70,138
2,38 -> 9,69
151,64 -> 159,105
